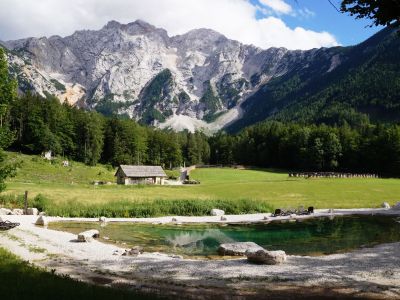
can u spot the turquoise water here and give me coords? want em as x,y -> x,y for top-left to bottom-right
49,215 -> 400,257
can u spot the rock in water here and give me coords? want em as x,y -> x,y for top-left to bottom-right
382,202 -> 391,209
35,216 -> 48,226
99,216 -> 107,222
211,209 -> 225,216
218,242 -> 264,256
77,230 -> 100,242
246,249 -> 287,265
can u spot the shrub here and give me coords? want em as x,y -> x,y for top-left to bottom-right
31,194 -> 50,212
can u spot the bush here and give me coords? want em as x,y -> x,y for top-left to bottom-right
31,194 -> 50,212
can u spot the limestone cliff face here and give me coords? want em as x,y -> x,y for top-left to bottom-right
3,20 -> 340,131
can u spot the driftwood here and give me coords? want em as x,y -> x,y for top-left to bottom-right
0,220 -> 20,231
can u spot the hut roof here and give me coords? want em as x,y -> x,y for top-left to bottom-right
116,165 -> 167,178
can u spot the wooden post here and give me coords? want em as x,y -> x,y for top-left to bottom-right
24,191 -> 28,215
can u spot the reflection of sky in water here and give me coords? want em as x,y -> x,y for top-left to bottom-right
165,229 -> 235,252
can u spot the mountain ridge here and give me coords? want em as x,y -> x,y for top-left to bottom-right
2,20 -> 397,133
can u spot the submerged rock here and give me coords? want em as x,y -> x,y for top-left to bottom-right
218,242 -> 264,256
77,230 -> 100,242
246,249 -> 287,265
35,216 -> 48,226
211,209 -> 225,216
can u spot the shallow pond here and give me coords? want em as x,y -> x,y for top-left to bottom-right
49,215 -> 400,258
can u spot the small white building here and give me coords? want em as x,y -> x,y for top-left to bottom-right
115,165 -> 167,185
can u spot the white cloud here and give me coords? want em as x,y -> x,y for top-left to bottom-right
0,0 -> 338,50
297,8 -> 316,19
259,0 -> 292,14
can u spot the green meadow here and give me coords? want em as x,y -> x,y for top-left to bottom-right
2,152 -> 400,217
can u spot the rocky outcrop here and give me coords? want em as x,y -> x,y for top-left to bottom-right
246,249 -> 287,265
218,242 -> 264,256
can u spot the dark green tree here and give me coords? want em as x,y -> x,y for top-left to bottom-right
341,0 -> 400,27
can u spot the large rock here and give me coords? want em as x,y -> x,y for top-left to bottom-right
35,216 -> 48,226
77,230 -> 100,242
246,249 -> 287,265
211,209 -> 225,216
0,208 -> 12,215
11,209 -> 23,215
392,202 -> 400,210
26,208 -> 39,215
218,242 -> 264,256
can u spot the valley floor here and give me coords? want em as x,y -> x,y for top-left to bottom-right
1,210 -> 400,299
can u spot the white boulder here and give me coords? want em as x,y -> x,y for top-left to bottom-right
246,249 -> 287,265
26,208 -> 39,215
211,209 -> 225,216
35,216 -> 48,226
382,202 -> 391,209
77,230 -> 100,242
0,208 -> 12,215
11,209 -> 23,215
218,242 -> 264,256
99,216 -> 107,222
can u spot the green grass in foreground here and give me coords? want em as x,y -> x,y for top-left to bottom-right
0,247 -> 160,300
3,151 -> 400,217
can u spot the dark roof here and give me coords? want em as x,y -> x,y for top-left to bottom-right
116,165 -> 167,178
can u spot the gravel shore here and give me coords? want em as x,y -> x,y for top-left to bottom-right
1,209 -> 399,299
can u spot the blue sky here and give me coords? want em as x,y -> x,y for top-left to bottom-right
251,0 -> 383,46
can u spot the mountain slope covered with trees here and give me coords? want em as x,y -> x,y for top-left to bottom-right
229,27 -> 400,131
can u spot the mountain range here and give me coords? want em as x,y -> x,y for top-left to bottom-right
1,20 -> 399,133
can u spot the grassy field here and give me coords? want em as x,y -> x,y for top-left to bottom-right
0,247 -> 159,300
2,152 -> 400,217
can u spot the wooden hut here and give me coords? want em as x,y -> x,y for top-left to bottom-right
115,165 -> 167,185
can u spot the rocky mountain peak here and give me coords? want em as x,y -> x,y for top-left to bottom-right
3,19 -> 347,133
